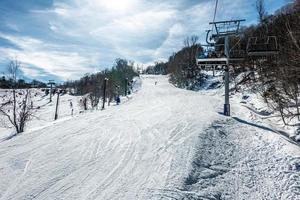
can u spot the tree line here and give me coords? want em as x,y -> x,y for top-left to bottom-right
63,58 -> 138,110
0,75 -> 47,89
145,36 -> 204,90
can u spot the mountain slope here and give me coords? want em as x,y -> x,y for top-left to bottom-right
0,75 -> 220,200
0,75 -> 299,200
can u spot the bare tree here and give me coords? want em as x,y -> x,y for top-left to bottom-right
250,0 -> 300,126
79,95 -> 88,111
256,0 -> 267,23
0,60 -> 34,135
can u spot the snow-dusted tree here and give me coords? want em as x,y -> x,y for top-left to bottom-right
0,60 -> 34,134
252,0 -> 300,125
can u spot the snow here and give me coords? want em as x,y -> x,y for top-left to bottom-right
168,118 -> 300,199
0,88 -> 82,141
0,75 -> 299,199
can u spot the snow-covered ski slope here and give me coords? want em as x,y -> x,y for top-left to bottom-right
0,75 -> 299,200
0,75 -> 220,199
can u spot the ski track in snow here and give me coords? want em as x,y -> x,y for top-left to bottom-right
0,75 -> 220,200
0,75 -> 299,200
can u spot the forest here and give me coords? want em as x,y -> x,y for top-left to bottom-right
63,58 -> 138,110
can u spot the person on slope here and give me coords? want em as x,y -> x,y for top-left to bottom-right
70,101 -> 74,116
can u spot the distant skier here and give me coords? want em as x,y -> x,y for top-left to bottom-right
155,81 -> 158,85
115,96 -> 121,105
70,101 -> 74,116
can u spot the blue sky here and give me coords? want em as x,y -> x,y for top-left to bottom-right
0,0 -> 288,82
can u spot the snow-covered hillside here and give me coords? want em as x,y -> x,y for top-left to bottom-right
0,88 -> 82,140
0,75 -> 299,200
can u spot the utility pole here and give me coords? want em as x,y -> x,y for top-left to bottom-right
125,78 -> 128,96
102,78 -> 108,110
54,91 -> 60,120
224,35 -> 230,116
48,80 -> 55,102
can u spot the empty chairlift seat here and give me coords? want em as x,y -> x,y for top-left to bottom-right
247,36 -> 279,56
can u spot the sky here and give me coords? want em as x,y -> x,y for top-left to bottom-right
0,0 -> 289,82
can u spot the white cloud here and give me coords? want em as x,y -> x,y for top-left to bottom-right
5,22 -> 20,32
1,0 -> 284,80
21,65 -> 45,78
36,0 -> 179,67
0,33 -> 96,80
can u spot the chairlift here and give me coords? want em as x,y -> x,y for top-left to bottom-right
247,36 -> 279,56
197,44 -> 227,67
197,0 -> 246,116
210,19 -> 245,39
197,19 -> 246,69
198,45 -> 218,58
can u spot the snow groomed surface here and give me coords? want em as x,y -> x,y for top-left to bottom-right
0,75 -> 299,199
0,75 -> 220,199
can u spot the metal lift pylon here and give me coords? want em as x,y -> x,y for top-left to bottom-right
197,19 -> 245,116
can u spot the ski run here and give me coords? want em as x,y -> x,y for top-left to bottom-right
0,75 -> 299,200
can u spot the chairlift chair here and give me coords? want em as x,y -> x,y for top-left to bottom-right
210,20 -> 245,39
197,19 -> 246,69
197,45 -> 245,68
197,44 -> 227,68
247,36 -> 279,57
198,45 -> 214,59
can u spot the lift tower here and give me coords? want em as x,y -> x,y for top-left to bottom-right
197,19 -> 245,116
48,80 -> 55,103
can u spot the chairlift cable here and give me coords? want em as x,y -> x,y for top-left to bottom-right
206,0 -> 219,45
211,0 -> 219,31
